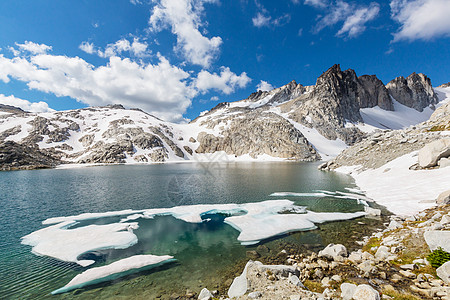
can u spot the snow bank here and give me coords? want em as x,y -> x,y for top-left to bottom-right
359,99 -> 436,132
337,152 -> 450,215
51,255 -> 175,294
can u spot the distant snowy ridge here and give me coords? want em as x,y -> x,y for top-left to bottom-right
0,65 -> 447,169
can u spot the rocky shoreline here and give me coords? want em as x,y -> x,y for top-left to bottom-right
191,192 -> 450,300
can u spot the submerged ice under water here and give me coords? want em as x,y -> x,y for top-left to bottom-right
0,162 -> 372,298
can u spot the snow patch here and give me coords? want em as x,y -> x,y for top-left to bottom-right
337,152 -> 450,215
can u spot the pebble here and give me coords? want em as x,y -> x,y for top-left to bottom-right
248,291 -> 262,299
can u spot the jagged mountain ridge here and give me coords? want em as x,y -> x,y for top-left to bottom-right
0,65 -> 445,170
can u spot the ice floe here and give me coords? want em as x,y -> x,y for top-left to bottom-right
51,255 -> 175,294
270,190 -> 373,205
23,200 -> 367,265
269,192 -> 329,197
21,221 -> 139,266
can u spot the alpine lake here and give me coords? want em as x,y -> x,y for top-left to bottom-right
0,161 -> 387,299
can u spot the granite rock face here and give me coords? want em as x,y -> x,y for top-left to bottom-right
282,64 -> 366,145
195,111 -> 320,161
358,75 -> 393,111
386,72 -> 439,112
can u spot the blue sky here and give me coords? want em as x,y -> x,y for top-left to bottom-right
0,0 -> 449,121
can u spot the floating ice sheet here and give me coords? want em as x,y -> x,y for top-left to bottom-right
23,200 -> 367,265
21,221 -> 139,266
270,190 -> 373,203
51,255 -> 175,294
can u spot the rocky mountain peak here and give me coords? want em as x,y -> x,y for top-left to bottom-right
0,104 -> 27,114
386,72 -> 438,112
311,64 -> 362,124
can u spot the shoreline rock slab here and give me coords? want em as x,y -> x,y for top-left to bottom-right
437,261 -> 450,285
418,138 -> 450,168
424,230 -> 450,252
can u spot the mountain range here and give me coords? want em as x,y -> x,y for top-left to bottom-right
0,64 -> 447,170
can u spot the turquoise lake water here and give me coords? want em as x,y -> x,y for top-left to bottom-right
0,162 -> 373,299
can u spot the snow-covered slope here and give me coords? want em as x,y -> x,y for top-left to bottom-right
0,68 -> 448,168
0,105 -> 211,165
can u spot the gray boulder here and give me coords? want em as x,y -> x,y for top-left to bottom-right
341,282 -> 357,300
228,260 -> 254,298
418,139 -> 450,168
198,288 -> 213,300
437,190 -> 450,205
437,261 -> 450,285
439,157 -> 450,168
318,243 -> 347,261
374,246 -> 390,260
352,284 -> 380,300
424,230 -> 450,252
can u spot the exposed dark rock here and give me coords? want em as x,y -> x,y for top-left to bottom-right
0,125 -> 22,141
386,72 -> 438,112
150,126 -> 184,158
358,75 -> 393,111
0,141 -> 61,170
282,64 -> 366,145
183,145 -> 193,155
0,104 -> 27,114
78,141 -> 134,164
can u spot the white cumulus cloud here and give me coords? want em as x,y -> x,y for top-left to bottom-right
0,44 -> 251,122
80,38 -> 150,58
15,41 -> 52,55
390,0 -> 450,41
195,67 -> 251,94
149,0 -> 222,68
0,94 -> 54,113
256,80 -> 274,92
0,53 -> 194,122
79,41 -> 95,54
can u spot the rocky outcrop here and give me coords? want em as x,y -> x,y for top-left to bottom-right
282,65 -> 368,144
418,139 -> 450,168
386,72 -> 439,112
437,190 -> 450,206
358,75 -> 393,111
0,141 -> 61,170
321,97 -> 450,171
195,112 -> 320,161
437,261 -> 450,285
247,80 -> 305,105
